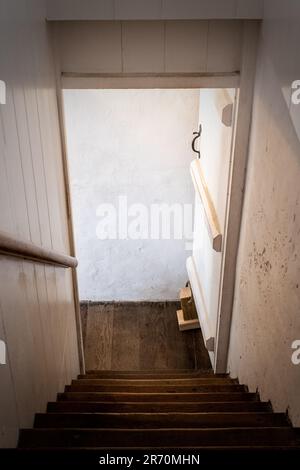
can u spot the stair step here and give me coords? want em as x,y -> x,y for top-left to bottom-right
47,400 -> 271,414
58,392 -> 258,403
18,427 -> 298,448
84,370 -> 218,379
75,377 -> 237,385
34,412 -> 288,429
65,384 -> 245,393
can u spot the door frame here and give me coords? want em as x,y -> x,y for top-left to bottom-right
214,22 -> 259,372
53,21 -> 260,374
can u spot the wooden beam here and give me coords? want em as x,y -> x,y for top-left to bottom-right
62,72 -> 240,90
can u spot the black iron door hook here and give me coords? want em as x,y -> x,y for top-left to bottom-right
191,124 -> 202,159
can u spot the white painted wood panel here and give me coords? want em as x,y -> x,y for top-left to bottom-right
0,84 -> 30,241
46,0 -> 263,20
236,0 -> 263,18
191,191 -> 222,349
122,21 -> 165,73
54,21 -> 123,74
0,0 -> 80,447
115,0 -> 162,20
47,0 -> 114,20
165,21 -> 208,73
53,20 -> 244,75
0,120 -> 14,233
188,88 -> 236,369
199,89 -> 235,229
163,0 -> 236,20
206,20 -> 242,73
0,303 -> 19,447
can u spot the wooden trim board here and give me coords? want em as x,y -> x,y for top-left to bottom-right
214,21 -> 260,373
51,27 -> 86,374
62,73 -> 240,90
176,309 -> 200,331
186,256 -> 214,352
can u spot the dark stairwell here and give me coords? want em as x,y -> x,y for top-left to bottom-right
14,303 -> 300,464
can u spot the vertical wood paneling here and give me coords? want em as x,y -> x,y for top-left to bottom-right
53,20 -> 244,75
0,303 -> 19,447
23,87 -> 52,247
0,117 -> 14,233
0,84 -> 30,240
46,0 -> 263,20
162,0 -> 236,20
165,20 -> 208,73
12,87 -> 41,245
0,0 -> 80,447
206,20 -> 242,72
55,21 -> 123,74
115,0 -> 162,20
47,0 -> 115,21
122,21 -> 165,73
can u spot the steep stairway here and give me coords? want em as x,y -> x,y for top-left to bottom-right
17,369 -> 300,464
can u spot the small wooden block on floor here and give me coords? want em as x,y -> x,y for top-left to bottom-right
180,286 -> 197,320
177,309 -> 200,331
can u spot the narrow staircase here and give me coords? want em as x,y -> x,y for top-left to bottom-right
17,369 -> 300,465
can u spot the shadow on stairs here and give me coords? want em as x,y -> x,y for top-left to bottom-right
3,369 -> 300,467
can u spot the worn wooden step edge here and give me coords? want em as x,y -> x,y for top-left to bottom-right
47,400 -> 271,413
85,369 -> 212,374
34,412 -> 289,429
84,370 -> 217,376
65,384 -> 246,394
79,374 -> 220,380
15,446 -> 300,453
76,377 -> 238,385
18,427 -> 299,448
57,392 -> 258,403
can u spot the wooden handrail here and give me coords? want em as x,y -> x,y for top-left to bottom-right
190,159 -> 222,252
0,230 -> 78,268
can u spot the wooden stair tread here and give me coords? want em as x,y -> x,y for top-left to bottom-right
65,383 -> 245,393
47,401 -> 271,413
76,377 -> 236,385
58,392 -> 258,402
84,370 -> 217,378
18,427 -> 299,448
34,412 -> 288,428
18,369 -> 299,452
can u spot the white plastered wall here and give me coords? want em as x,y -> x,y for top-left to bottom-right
228,0 -> 300,426
63,89 -> 199,301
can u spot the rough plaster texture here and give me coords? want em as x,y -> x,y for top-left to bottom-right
64,89 -> 199,301
228,0 -> 300,426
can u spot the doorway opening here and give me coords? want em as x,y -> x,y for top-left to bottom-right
62,86 -> 236,371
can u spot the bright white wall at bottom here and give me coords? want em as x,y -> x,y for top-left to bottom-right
64,89 -> 199,300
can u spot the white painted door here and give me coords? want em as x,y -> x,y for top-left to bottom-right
187,88 -> 236,367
